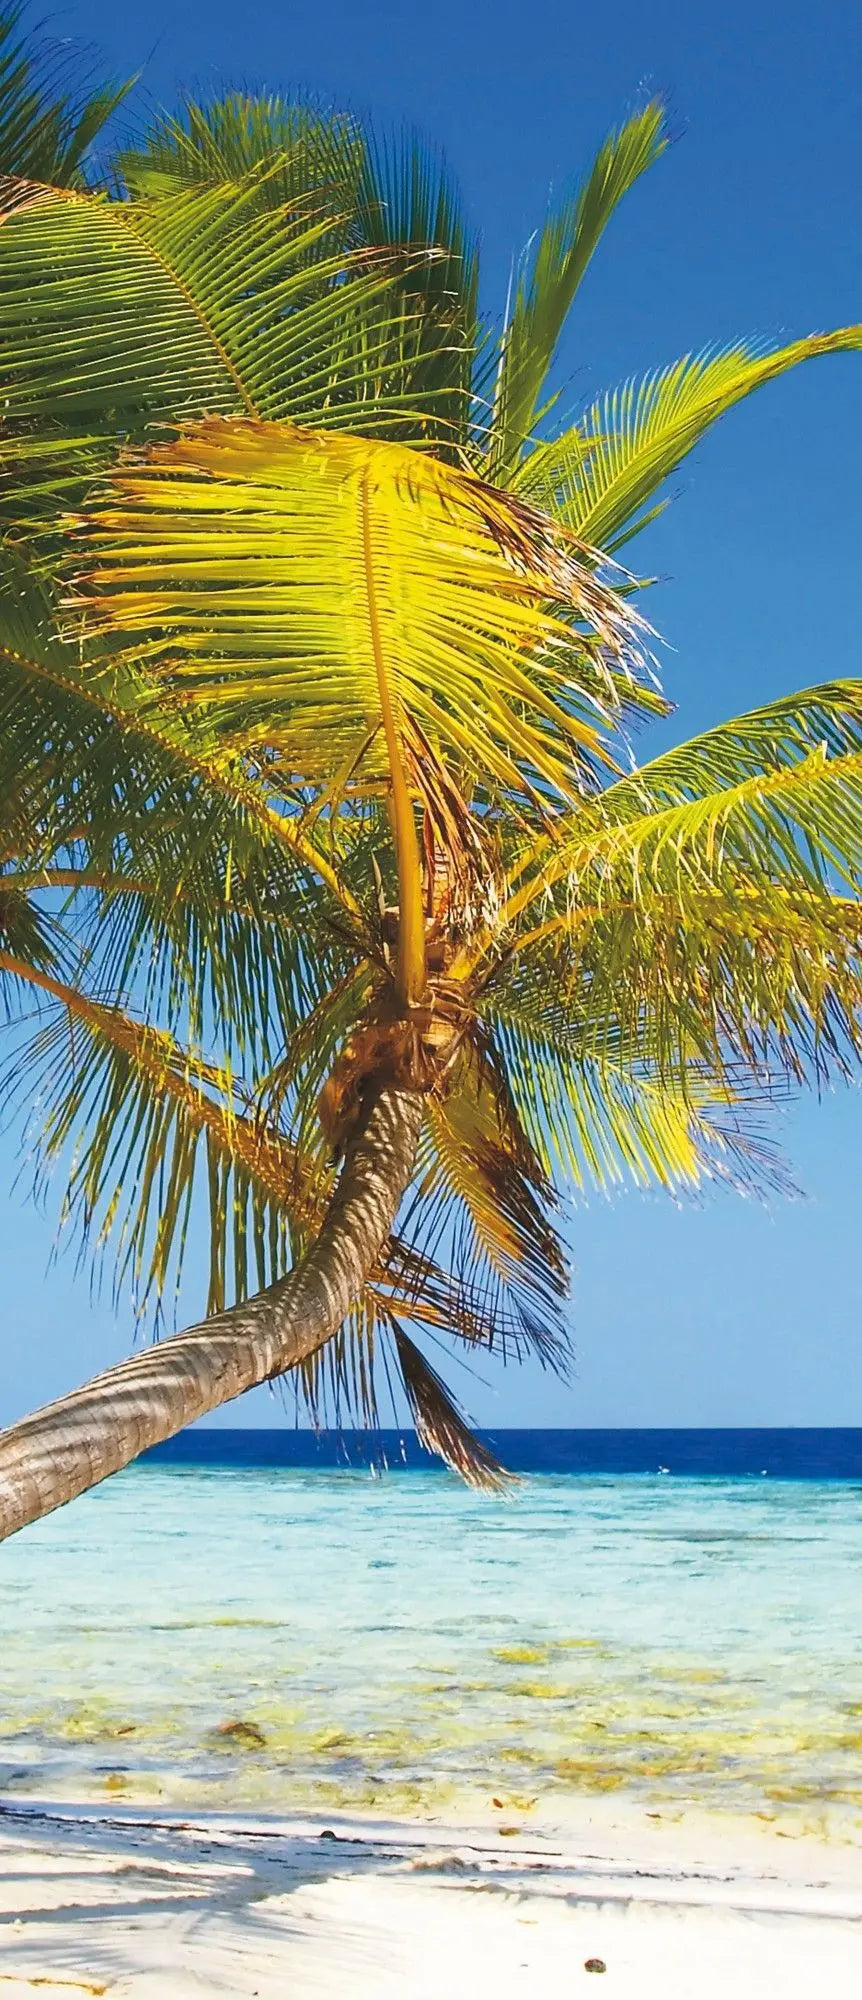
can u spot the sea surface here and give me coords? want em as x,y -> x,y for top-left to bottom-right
1,1430 -> 860,1829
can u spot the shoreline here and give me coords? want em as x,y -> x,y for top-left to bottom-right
1,1795 -> 860,1997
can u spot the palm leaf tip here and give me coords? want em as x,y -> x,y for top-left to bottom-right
532,328 -> 862,552
393,1323 -> 514,1492
0,4 -> 132,185
489,97 -> 670,475
116,92 -> 363,202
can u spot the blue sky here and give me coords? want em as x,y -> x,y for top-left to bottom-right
3,0 -> 861,1429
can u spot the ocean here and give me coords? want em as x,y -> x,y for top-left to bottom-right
1,1429 -> 860,1828
145,1424 -> 862,1479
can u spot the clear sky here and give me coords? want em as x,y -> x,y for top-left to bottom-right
3,0 -> 861,1430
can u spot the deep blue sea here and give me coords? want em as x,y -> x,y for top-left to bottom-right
145,1425 -> 862,1479
2,1429 -> 860,1829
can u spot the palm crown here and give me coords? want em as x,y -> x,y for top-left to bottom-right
1,24 -> 861,1504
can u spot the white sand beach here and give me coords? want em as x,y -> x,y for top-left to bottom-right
0,1799 -> 859,1999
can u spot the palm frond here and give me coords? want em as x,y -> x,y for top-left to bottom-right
0,4 -> 131,186
593,680 -> 862,814
494,867 -> 862,1108
488,100 -> 669,474
116,92 -> 364,206
556,748 -> 862,901
0,955 -> 458,1335
516,332 -> 862,549
502,688 -> 862,934
0,956 -> 309,1314
485,991 -> 794,1197
0,879 -> 56,973
71,416 -> 653,828
486,690 -> 862,1104
0,162 -> 458,530
355,132 -> 481,457
392,1322 -> 511,1489
0,538 -> 363,932
453,680 -> 862,980
402,1036 -> 570,1375
568,887 -> 861,1086
499,676 -> 862,897
256,964 -> 375,1163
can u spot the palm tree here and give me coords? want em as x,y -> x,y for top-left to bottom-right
1,55 -> 861,1541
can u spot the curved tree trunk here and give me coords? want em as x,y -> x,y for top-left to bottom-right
0,1081 -> 425,1544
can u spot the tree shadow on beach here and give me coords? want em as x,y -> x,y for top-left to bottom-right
0,1802 -> 567,1996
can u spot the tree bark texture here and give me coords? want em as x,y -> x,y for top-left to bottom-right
0,1081 -> 425,1543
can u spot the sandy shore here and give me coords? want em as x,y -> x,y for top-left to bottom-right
0,1798 -> 859,1998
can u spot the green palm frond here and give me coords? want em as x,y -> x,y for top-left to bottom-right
0,538 -> 365,1064
564,886 -> 862,1086
488,100 -> 669,475
497,679 -> 862,901
497,871 -> 862,1103
119,106 -> 481,464
0,957 -> 300,1314
516,333 -> 862,550
0,162 -> 460,529
485,686 -> 862,1106
68,876 -> 333,1072
556,748 -> 862,900
454,680 -> 862,967
255,968 -> 378,1165
502,680 -> 862,927
0,537 -> 361,912
0,956 -> 443,1328
0,879 -> 56,976
116,93 -> 364,206
355,133 -> 481,457
0,4 -> 131,186
593,680 -> 862,814
485,989 -> 793,1197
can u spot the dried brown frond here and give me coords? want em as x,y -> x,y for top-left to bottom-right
393,1322 -> 513,1492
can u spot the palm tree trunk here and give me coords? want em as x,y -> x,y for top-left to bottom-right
0,1080 -> 424,1544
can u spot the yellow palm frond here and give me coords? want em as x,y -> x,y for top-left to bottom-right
73,416 -> 652,802
71,415 -> 654,1002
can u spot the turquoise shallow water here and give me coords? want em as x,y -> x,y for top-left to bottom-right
1,1464 -> 861,1825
